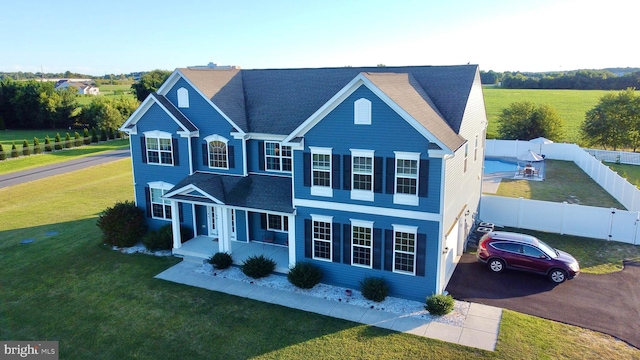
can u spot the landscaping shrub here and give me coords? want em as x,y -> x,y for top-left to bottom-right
64,133 -> 72,148
91,127 -> 99,143
74,131 -> 82,147
142,224 -> 192,251
0,144 -> 5,160
97,201 -> 146,247
287,262 -> 322,289
83,128 -> 91,145
360,276 -> 389,302
11,143 -> 18,158
33,137 -> 42,154
54,133 -> 62,150
425,294 -> 455,315
241,255 -> 276,278
209,252 -> 233,269
44,136 -> 52,152
21,139 -> 30,156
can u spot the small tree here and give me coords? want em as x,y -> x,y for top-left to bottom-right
97,201 -> 146,247
498,101 -> 565,141
21,139 -> 30,156
91,127 -> 99,143
54,133 -> 62,150
0,143 -> 6,160
582,89 -> 640,151
64,132 -> 72,148
44,135 -> 52,152
33,137 -> 42,154
74,131 -> 82,147
83,128 -> 91,145
11,142 -> 19,158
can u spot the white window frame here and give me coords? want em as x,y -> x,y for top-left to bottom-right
144,130 -> 173,166
311,214 -> 333,262
204,134 -> 229,170
148,181 -> 174,221
354,98 -> 371,125
309,147 -> 332,197
474,135 -> 479,162
265,141 -> 292,173
350,149 -> 374,201
351,219 -> 373,269
177,87 -> 189,108
393,151 -> 420,206
392,224 -> 418,275
267,213 -> 289,233
464,143 -> 469,173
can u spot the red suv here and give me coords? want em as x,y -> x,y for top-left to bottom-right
477,231 -> 580,283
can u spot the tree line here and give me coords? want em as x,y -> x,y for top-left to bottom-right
481,69 -> 640,90
0,78 -> 138,131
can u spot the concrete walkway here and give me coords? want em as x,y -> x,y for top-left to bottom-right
155,261 -> 502,351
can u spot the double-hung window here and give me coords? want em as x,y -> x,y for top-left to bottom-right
351,149 -> 374,201
393,225 -> 417,275
394,152 -> 419,206
265,142 -> 292,172
267,214 -> 289,232
310,147 -> 332,197
311,215 -> 332,261
145,131 -> 173,165
148,182 -> 174,220
205,135 -> 228,169
351,219 -> 373,268
463,143 -> 469,173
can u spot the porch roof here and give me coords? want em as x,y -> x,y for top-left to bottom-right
166,172 -> 294,213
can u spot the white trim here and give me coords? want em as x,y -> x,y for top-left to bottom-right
310,214 -> 333,262
149,182 -> 175,220
267,213 -> 289,233
350,219 -> 373,269
354,98 -> 372,125
391,224 -> 418,275
143,130 -> 172,139
294,199 -> 441,221
120,92 -> 198,136
149,181 -> 174,190
264,141 -> 292,173
310,147 -> 333,198
204,135 -> 230,170
203,134 -> 229,143
350,149 -> 375,202
177,87 -> 189,108
310,214 -> 333,223
246,133 -> 288,141
393,151 -> 420,206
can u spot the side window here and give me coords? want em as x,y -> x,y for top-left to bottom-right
351,220 -> 373,268
463,143 -> 469,173
148,181 -> 174,220
265,142 -> 292,172
204,135 -> 229,169
492,242 -> 521,253
523,245 -> 546,258
392,225 -> 417,275
144,131 -> 174,166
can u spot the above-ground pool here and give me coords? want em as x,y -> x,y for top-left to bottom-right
484,158 -> 519,173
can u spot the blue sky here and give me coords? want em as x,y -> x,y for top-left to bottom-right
1,0 -> 637,76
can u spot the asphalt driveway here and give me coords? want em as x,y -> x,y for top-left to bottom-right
446,253 -> 640,349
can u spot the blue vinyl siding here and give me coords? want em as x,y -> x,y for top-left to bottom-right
234,210 -> 247,241
246,139 -> 293,177
293,85 -> 441,212
295,206 -> 439,301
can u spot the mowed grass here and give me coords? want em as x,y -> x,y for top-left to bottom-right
0,129 -> 84,149
492,160 -> 625,209
1,159 -> 639,358
482,88 -> 629,144
607,163 -> 640,188
0,138 -> 129,175
76,84 -> 136,105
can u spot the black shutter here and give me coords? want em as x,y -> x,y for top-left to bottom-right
303,152 -> 311,187
145,186 -> 152,218
202,143 -> 208,166
304,219 -> 312,258
385,157 -> 395,194
343,155 -> 351,190
258,141 -> 265,171
178,203 -> 184,223
384,229 -> 393,271
374,157 -> 383,193
172,138 -> 179,166
228,145 -> 235,169
332,155 -> 340,189
140,136 -> 147,163
260,213 -> 267,229
332,223 -> 341,263
416,233 -> 427,276
343,224 -> 351,265
373,228 -> 382,269
419,159 -> 429,197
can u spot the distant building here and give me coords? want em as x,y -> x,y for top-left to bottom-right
187,62 -> 240,70
55,80 -> 100,95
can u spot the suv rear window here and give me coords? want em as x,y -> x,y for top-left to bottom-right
490,242 -> 521,253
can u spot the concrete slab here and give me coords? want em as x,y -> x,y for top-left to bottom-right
298,296 -> 337,316
464,314 -> 501,334
424,322 -> 462,344
458,328 -> 497,351
391,316 -> 430,335
328,302 -> 368,323
244,286 -> 281,303
468,303 -> 503,320
360,309 -> 398,329
270,292 -> 312,309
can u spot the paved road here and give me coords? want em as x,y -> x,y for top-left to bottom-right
446,253 -> 640,349
0,149 -> 130,189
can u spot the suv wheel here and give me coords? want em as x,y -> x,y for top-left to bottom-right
488,258 -> 505,273
548,269 -> 567,283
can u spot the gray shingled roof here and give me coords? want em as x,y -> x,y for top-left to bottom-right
151,93 -> 198,132
167,172 -> 293,213
177,65 -> 477,147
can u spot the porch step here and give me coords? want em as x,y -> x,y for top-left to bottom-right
173,248 -> 210,264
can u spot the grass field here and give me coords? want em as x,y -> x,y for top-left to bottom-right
607,163 -> 640,188
76,84 -> 137,105
0,159 -> 639,359
482,88 -> 623,144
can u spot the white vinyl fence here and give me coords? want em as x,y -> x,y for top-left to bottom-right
482,140 -> 640,244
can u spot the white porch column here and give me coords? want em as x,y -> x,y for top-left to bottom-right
170,200 -> 181,249
218,208 -> 230,253
287,215 -> 296,268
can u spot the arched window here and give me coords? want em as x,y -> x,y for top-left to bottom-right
177,87 -> 189,108
354,98 -> 371,125
204,135 -> 229,169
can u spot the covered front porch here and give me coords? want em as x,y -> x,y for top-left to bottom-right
173,236 -> 291,273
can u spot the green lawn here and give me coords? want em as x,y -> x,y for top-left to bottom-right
482,88 -> 628,145
607,163 -> 640,188
491,160 -> 625,209
76,84 -> 136,105
0,159 -> 638,359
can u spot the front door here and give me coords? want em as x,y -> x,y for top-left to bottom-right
208,207 -> 218,237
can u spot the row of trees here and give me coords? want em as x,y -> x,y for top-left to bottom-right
481,69 -> 640,90
0,78 -> 139,131
497,89 -> 640,151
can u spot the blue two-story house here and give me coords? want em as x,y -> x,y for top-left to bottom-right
120,65 -> 487,301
